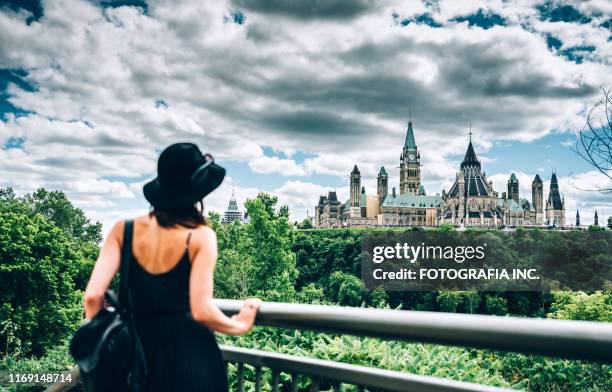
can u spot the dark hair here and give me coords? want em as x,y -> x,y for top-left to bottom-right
150,200 -> 208,229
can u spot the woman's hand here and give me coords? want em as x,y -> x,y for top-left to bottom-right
231,298 -> 261,334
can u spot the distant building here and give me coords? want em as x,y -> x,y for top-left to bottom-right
399,121 -> 421,195
314,119 -> 568,229
315,191 -> 343,228
222,187 -> 243,224
316,121 -> 441,228
380,188 -> 442,227
545,173 -> 565,227
594,210 -> 599,226
507,173 -> 519,203
576,210 -> 580,227
532,174 -> 544,224
608,216 -> 612,229
440,136 -> 502,227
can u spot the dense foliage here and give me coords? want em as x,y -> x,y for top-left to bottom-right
0,188 -> 610,391
0,188 -> 99,358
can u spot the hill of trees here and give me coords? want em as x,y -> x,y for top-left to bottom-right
0,188 -> 610,391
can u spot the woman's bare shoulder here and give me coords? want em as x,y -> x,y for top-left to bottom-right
108,215 -> 148,243
107,219 -> 125,241
191,224 -> 217,244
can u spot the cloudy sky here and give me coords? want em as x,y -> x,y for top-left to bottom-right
1,0 -> 611,234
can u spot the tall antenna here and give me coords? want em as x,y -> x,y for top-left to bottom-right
468,123 -> 472,141
409,109 -> 412,122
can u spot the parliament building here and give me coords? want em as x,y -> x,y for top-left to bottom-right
315,121 -> 566,229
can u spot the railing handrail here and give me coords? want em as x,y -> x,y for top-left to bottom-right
215,299 -> 612,364
220,345 -> 514,392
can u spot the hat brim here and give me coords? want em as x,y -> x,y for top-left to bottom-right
143,163 -> 226,211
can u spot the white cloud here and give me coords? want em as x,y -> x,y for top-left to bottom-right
0,0 -> 611,233
248,155 -> 306,176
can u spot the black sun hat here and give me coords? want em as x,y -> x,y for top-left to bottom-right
143,143 -> 225,211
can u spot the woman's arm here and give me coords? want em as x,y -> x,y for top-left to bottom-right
83,221 -> 123,320
189,226 -> 258,335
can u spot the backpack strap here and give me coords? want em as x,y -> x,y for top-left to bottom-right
119,220 -> 134,312
119,219 -> 149,386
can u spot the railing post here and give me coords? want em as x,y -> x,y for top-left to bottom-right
255,367 -> 262,392
310,377 -> 320,392
271,370 -> 280,392
236,362 -> 244,392
332,381 -> 341,392
290,372 -> 298,392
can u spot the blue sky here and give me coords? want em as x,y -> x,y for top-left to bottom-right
0,0 -> 611,234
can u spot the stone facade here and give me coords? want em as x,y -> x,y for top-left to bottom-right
315,191 -> 343,228
399,121 -> 421,195
532,174 -> 544,224
440,138 -> 502,227
545,173 -> 565,227
315,122 -> 568,229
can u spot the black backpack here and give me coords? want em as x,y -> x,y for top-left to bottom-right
70,220 -> 148,392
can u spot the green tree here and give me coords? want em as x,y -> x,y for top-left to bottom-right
485,295 -> 508,316
367,287 -> 389,308
0,211 -> 84,357
297,219 -> 314,229
244,193 -> 298,301
437,291 -> 463,313
548,291 -> 611,322
463,290 -> 480,314
24,188 -> 102,243
328,271 -> 366,306
587,224 -> 605,232
214,221 -> 252,299
297,283 -> 326,304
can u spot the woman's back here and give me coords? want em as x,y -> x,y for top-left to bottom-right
130,216 -> 193,316
126,217 -> 228,391
81,143 -> 258,392
132,216 -> 194,275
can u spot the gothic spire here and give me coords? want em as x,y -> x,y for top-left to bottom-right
547,172 -> 563,209
404,121 -> 416,149
460,138 -> 481,170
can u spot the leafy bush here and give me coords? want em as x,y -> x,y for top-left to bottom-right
548,291 -> 611,322
0,340 -> 74,392
0,212 -> 85,356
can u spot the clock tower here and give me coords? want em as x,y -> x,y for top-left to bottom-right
399,120 -> 421,195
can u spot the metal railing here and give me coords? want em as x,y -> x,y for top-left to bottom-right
220,345 -> 511,392
48,300 -> 612,392
215,299 -> 612,392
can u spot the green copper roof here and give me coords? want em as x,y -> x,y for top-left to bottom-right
378,166 -> 387,176
404,121 -> 416,149
509,173 -> 518,182
381,194 -> 442,208
418,185 -> 426,195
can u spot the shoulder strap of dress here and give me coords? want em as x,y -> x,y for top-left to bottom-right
185,231 -> 192,248
119,219 -> 134,311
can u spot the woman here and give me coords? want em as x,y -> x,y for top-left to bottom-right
82,142 -> 259,391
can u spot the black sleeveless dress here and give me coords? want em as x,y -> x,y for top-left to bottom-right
126,225 -> 228,391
